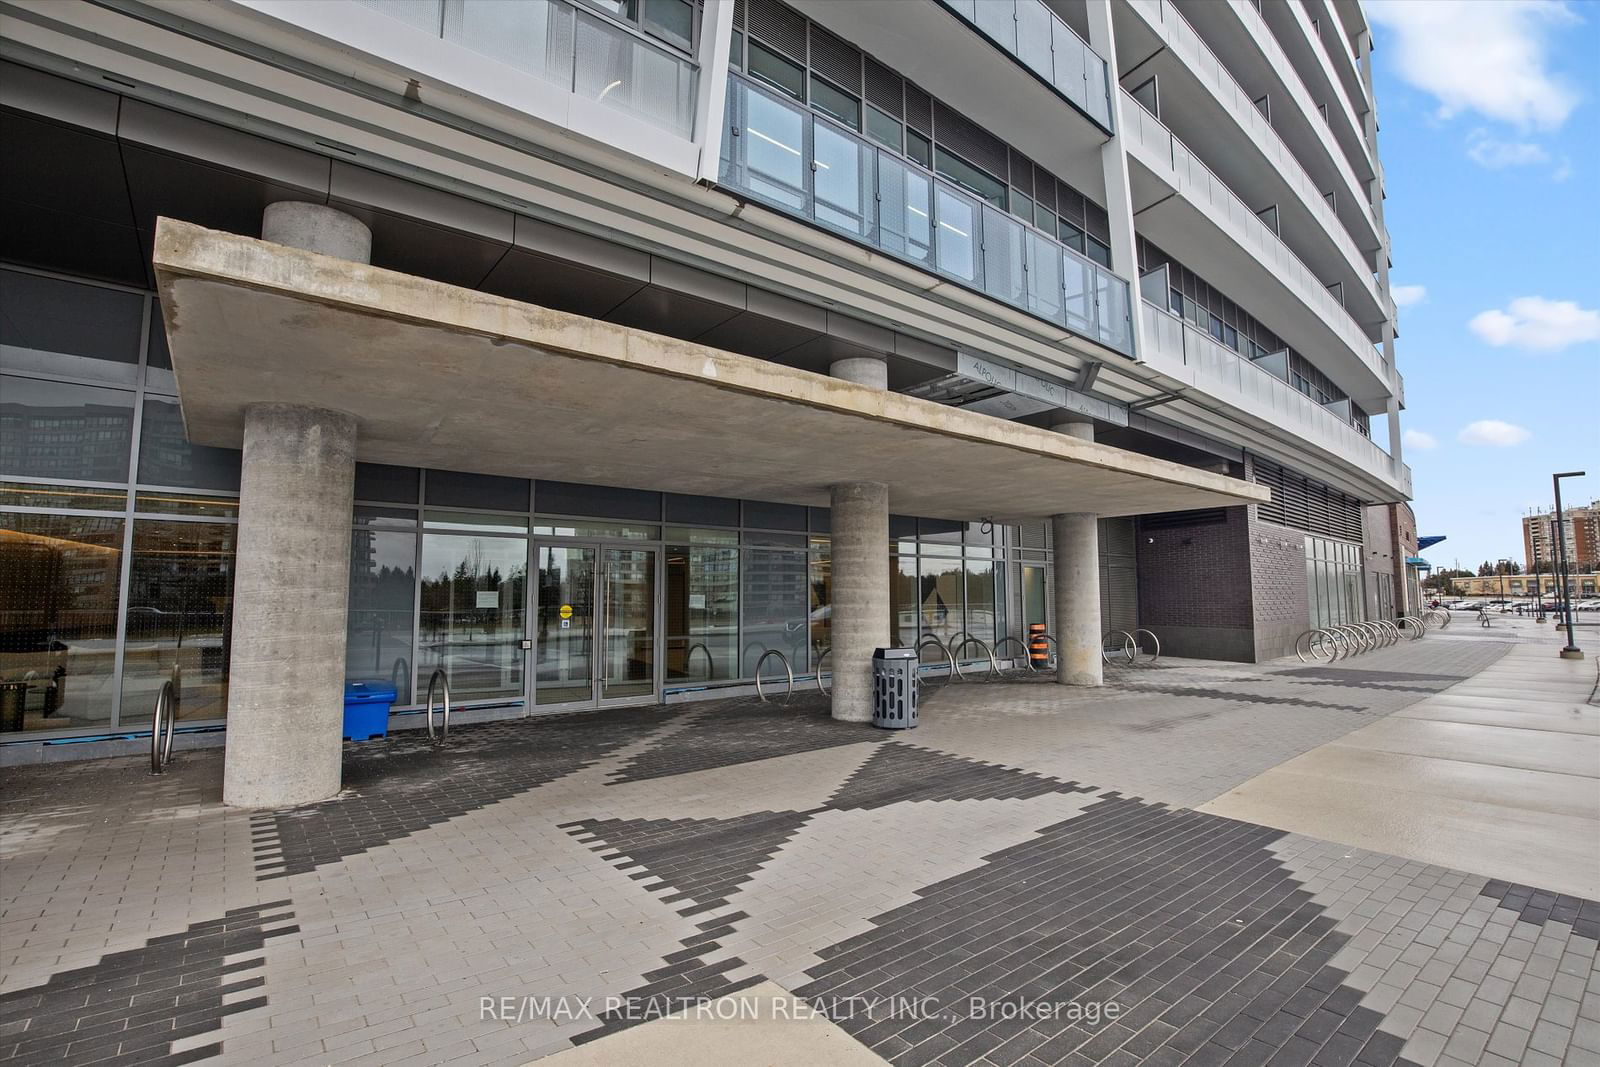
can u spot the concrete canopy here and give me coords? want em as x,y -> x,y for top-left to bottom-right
152,219 -> 1269,521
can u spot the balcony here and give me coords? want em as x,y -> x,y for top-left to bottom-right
936,0 -> 1114,134
357,0 -> 698,138
718,74 -> 1135,357
1123,0 -> 1381,312
1119,88 -> 1390,400
1140,301 -> 1409,499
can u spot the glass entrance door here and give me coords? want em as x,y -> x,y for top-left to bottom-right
533,543 -> 658,707
419,531 -> 527,702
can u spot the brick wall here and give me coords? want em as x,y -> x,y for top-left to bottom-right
1137,506 -> 1255,661
1249,517 -> 1308,661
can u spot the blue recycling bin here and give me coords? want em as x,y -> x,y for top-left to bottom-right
343,681 -> 396,741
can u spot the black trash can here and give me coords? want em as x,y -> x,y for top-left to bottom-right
871,647 -> 918,730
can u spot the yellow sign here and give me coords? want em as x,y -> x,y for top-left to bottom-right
559,604 -> 573,619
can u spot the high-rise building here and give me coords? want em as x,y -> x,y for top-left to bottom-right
1524,501 -> 1600,575
0,0 -> 1408,798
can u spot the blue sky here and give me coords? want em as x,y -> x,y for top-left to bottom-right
1364,0 -> 1599,572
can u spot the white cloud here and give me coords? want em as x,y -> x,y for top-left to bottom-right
1403,429 -> 1439,450
1465,132 -> 1549,168
1552,157 -> 1575,181
1458,420 -> 1532,447
1391,284 -> 1428,307
1366,0 -> 1581,131
1468,297 -> 1600,350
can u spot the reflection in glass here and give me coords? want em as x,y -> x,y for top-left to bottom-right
892,552 -> 919,649
347,527 -> 417,703
0,482 -> 125,511
813,123 -> 872,237
0,374 -> 134,482
966,555 -> 997,642
666,545 -> 738,683
934,187 -> 978,284
536,544 -> 594,704
601,547 -> 655,700
137,396 -> 242,490
0,513 -> 122,732
920,553 -> 965,652
1022,565 -> 1046,630
808,539 -> 831,668
745,88 -> 807,210
122,520 -> 236,723
879,156 -> 932,265
419,533 -> 526,702
741,547 -> 808,675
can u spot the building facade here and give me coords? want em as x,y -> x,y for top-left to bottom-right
0,0 -> 1407,796
1524,501 -> 1599,577
1452,573 -> 1598,600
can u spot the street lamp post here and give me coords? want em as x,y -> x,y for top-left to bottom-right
1498,558 -> 1511,614
1554,472 -> 1585,660
1532,535 -> 1545,623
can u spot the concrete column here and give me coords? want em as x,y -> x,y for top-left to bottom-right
1050,417 -> 1102,685
829,357 -> 889,390
224,202 -> 367,809
828,354 -> 890,722
829,481 -> 891,722
263,201 -> 372,262
224,404 -> 358,807
1084,0 -> 1148,361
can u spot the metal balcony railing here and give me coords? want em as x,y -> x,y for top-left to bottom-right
936,0 -> 1114,133
1140,301 -> 1408,492
719,74 -> 1135,356
358,0 -> 698,138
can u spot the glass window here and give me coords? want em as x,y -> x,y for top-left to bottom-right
0,512 -> 123,733
729,28 -> 743,67
134,491 -> 239,518
1209,315 -> 1225,342
419,531 -> 526,702
1059,218 -> 1085,253
666,544 -> 739,683
749,40 -> 805,100
136,396 -> 241,490
919,553 -> 965,652
892,551 -> 918,648
536,480 -> 658,521
642,0 -> 692,50
121,520 -> 236,724
741,547 -> 808,675
864,105 -> 901,151
966,554 -> 997,642
531,520 -> 658,539
347,525 -> 418,704
743,500 -> 807,530
906,129 -> 932,168
1085,236 -> 1112,268
934,148 -> 1006,207
427,510 -> 531,533
1010,192 -> 1033,222
0,270 -> 144,386
809,538 -> 830,669
0,482 -> 125,511
809,74 -> 860,130
355,462 -> 420,504
428,469 -> 530,512
0,375 -> 135,483
1034,201 -> 1056,234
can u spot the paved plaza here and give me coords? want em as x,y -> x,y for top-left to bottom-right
2,620 -> 1597,1067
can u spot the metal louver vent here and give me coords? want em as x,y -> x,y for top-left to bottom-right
865,57 -> 902,117
905,83 -> 932,134
732,0 -> 744,30
808,24 -> 861,93
1252,456 -> 1363,542
1035,170 -> 1057,213
1009,150 -> 1034,197
932,101 -> 1007,179
747,0 -> 806,61
1019,522 -> 1047,549
1140,509 -> 1229,530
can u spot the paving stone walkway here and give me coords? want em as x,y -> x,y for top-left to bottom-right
2,632 -> 1596,1067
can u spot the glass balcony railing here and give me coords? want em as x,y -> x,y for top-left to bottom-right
937,0 -> 1114,133
719,74 -> 1134,357
1140,300 -> 1408,493
358,0 -> 698,138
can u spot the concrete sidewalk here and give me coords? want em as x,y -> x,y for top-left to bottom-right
1202,632 -> 1600,899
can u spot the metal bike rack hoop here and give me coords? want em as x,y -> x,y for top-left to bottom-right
993,636 -> 1035,673
426,668 -> 451,744
953,636 -> 1000,679
754,648 -> 794,704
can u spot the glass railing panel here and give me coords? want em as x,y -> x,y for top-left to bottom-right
739,86 -> 809,211
1095,270 -> 1130,352
940,0 -> 1113,133
980,205 -> 1027,309
363,0 -> 696,138
934,184 -> 982,287
877,153 -> 935,267
1024,230 -> 1066,326
1063,253 -> 1095,337
811,122 -> 877,241
974,0 -> 1019,53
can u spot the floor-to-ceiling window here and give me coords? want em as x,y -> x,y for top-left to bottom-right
1306,535 -> 1366,628
1,266 -> 240,737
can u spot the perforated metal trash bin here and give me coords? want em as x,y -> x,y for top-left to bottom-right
871,647 -> 919,730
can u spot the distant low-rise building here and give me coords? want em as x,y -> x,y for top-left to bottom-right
1451,573 -> 1598,599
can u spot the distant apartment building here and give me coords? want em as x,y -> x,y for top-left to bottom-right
1524,501 -> 1599,575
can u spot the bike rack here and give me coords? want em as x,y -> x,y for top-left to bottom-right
952,636 -> 1000,679
684,642 -> 715,680
1101,630 -> 1136,666
814,647 -> 832,696
1032,632 -> 1060,670
993,635 -> 1035,672
754,648 -> 794,704
148,665 -> 180,775
1132,629 -> 1161,664
426,668 -> 451,745
916,634 -> 956,684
